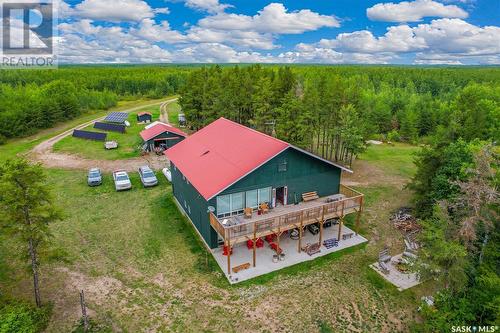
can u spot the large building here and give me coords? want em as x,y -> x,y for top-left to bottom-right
165,118 -> 361,249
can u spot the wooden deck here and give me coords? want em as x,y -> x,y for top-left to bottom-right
209,184 -> 364,274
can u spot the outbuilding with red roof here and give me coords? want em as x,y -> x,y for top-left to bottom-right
140,122 -> 187,152
165,117 -> 353,249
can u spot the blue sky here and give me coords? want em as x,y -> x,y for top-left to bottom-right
56,0 -> 500,64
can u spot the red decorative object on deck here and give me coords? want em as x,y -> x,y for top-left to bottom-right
223,245 -> 232,256
269,242 -> 282,254
246,238 -> 264,249
265,234 -> 276,243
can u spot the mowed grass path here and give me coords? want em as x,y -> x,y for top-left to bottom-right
1,137 -> 430,331
53,105 -> 161,160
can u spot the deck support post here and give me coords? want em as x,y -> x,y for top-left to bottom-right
337,219 -> 343,242
252,224 -> 257,267
226,237 -> 231,275
355,196 -> 363,235
298,212 -> 303,253
319,207 -> 325,246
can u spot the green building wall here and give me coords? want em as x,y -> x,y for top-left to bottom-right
170,162 -> 219,248
218,147 -> 341,204
171,147 -> 342,249
146,131 -> 185,149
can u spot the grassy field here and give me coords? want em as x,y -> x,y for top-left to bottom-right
358,143 -> 420,179
0,137 -> 433,332
0,99 -> 169,163
167,102 -> 182,127
52,105 -> 162,160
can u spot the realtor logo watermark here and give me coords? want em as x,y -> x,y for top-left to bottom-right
1,1 -> 57,68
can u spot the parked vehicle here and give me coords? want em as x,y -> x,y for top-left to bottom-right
104,140 -> 118,149
162,167 -> 172,182
112,170 -> 132,191
87,168 -> 102,186
307,223 -> 320,235
138,166 -> 158,187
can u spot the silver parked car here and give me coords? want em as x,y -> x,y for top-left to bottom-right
138,166 -> 158,187
87,168 -> 102,186
112,170 -> 132,191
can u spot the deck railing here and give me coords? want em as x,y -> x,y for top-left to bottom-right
209,184 -> 364,245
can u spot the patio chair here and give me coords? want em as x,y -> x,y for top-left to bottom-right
244,207 -> 253,219
379,247 -> 392,263
379,261 -> 390,275
259,202 -> 269,214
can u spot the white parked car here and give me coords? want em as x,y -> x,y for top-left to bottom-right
112,170 -> 132,191
162,167 -> 172,182
138,166 -> 158,187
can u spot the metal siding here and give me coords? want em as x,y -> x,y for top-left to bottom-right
147,132 -> 185,148
220,148 -> 341,204
171,162 -> 219,248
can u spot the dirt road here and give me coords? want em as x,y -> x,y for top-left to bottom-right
29,98 -> 177,172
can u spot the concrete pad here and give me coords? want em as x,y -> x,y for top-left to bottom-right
212,225 -> 367,284
370,253 -> 421,291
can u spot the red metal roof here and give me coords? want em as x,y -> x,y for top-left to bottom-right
138,111 -> 152,116
165,118 -> 289,200
140,123 -> 187,142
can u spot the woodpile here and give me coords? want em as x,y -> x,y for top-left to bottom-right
391,207 -> 421,233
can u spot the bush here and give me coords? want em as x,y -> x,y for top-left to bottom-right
387,130 -> 401,142
0,300 -> 51,333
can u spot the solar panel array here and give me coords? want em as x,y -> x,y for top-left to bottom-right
94,122 -> 126,133
104,112 -> 128,123
72,130 -> 107,141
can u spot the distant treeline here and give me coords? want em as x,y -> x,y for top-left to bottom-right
0,66 -> 191,141
180,65 -> 500,166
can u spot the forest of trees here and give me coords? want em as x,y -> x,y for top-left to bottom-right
0,66 -> 192,141
180,65 -> 499,166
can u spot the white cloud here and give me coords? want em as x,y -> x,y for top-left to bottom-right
74,0 -> 168,22
319,25 -> 426,53
311,19 -> 500,57
184,0 -> 231,14
171,43 -> 276,63
186,26 -> 276,50
198,3 -> 339,34
131,19 -> 186,43
412,18 -> 500,56
367,0 -> 468,22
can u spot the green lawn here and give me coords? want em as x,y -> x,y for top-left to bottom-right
359,142 -> 420,179
53,105 -> 161,160
167,101 -> 182,127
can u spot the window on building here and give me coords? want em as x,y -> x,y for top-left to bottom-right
231,192 -> 244,214
258,187 -> 271,204
216,187 -> 272,217
216,195 -> 230,217
278,160 -> 287,172
246,189 -> 258,208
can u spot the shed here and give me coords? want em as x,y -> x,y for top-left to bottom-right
137,112 -> 152,123
139,122 -> 187,152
